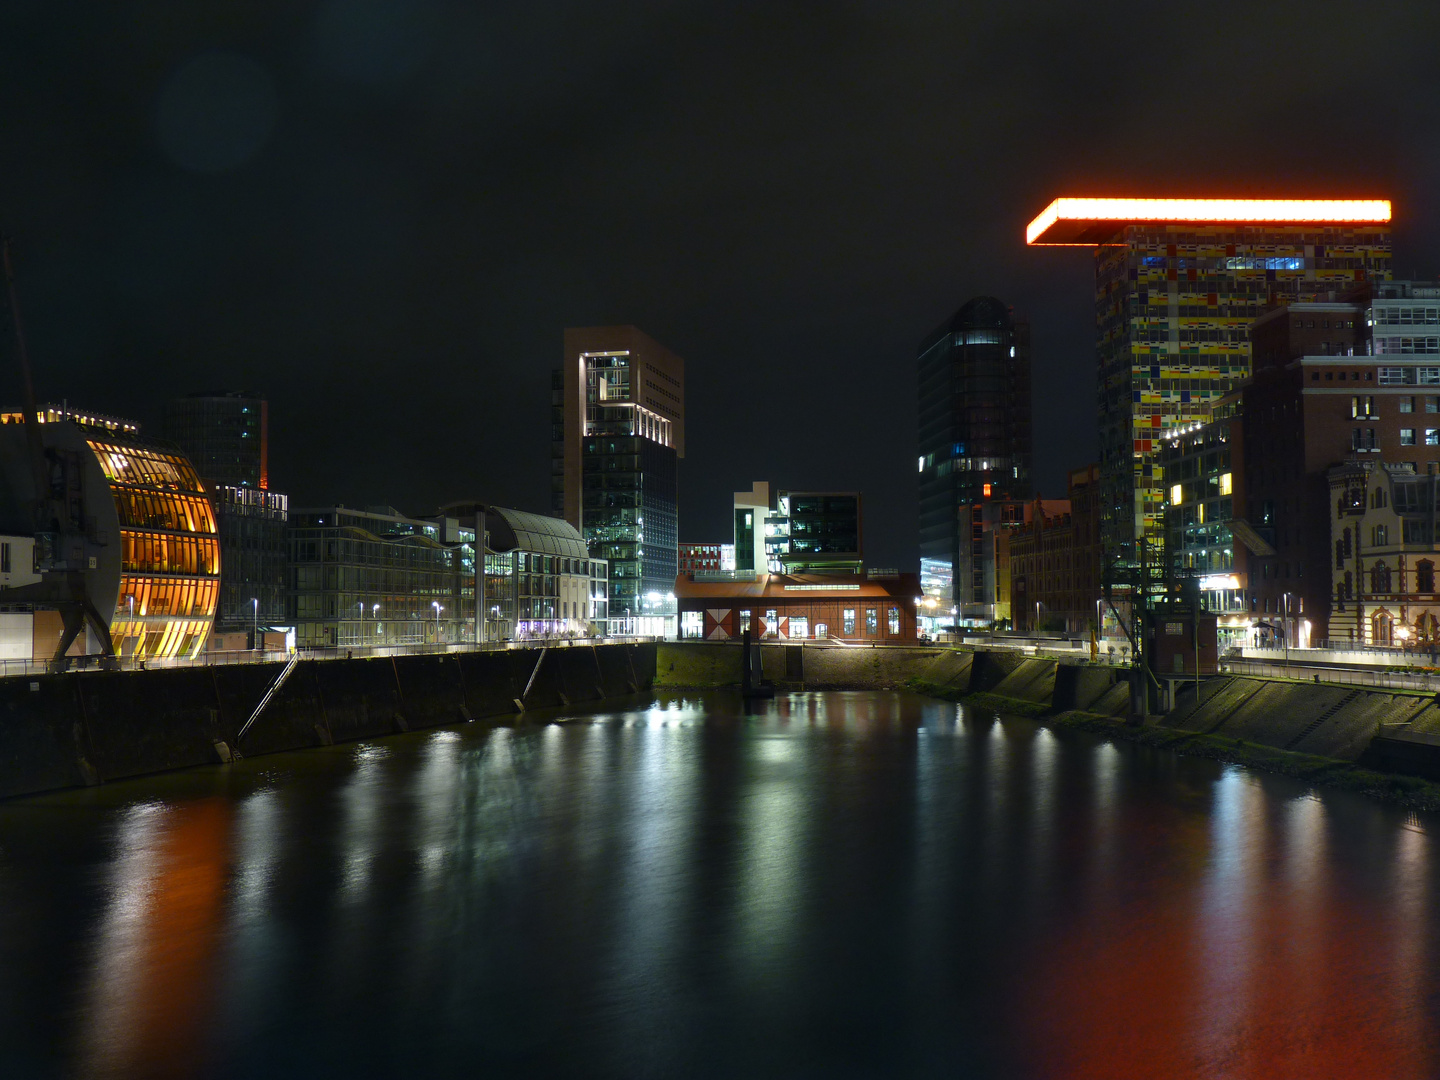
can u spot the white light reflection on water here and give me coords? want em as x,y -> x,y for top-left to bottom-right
731,728 -> 810,996
218,787 -> 284,1047
410,730 -> 463,882
1025,727 -> 1059,899
1391,816 -> 1430,1040
1194,767 -> 1266,1061
1086,741 -> 1122,900
335,745 -> 390,904
74,802 -> 171,1078
604,700 -> 701,1061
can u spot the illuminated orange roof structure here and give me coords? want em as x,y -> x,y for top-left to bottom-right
1025,198 -> 1392,246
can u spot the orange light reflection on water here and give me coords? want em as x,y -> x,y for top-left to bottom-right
75,798 -> 232,1080
1012,775 -> 1437,1079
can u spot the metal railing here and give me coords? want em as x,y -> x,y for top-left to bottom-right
0,634 -> 662,680
1225,657 -> 1440,692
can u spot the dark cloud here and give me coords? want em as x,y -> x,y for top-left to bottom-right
2,1 -> 1439,569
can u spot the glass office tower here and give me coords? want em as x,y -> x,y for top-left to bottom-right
554,326 -> 684,636
917,296 -> 1032,619
1027,198 -> 1391,564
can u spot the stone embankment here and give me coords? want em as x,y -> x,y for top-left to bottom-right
0,643 -> 657,800
657,640 -> 1440,805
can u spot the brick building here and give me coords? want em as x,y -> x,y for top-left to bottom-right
1327,460 -> 1440,648
675,572 -> 919,643
1003,466 -> 1102,633
1242,285 -> 1440,643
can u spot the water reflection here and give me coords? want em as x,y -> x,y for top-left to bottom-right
0,691 -> 1434,1078
75,799 -> 231,1079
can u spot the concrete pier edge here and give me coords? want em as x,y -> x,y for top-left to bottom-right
654,640 -> 1440,812
0,642 -> 658,801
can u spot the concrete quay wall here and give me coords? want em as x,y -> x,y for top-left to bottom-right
657,641 -> 1440,777
0,643 -> 656,800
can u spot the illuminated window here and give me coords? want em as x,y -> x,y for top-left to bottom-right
982,483 -> 992,497
1402,428 -> 1417,446
1219,472 -> 1232,495
1170,484 -> 1183,505
888,607 -> 900,635
866,608 -> 878,635
843,608 -> 856,635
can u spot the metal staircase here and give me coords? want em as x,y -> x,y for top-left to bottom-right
237,653 -> 301,744
1284,690 -> 1363,750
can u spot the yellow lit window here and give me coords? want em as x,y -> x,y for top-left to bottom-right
1170,484 -> 1183,505
1219,472 -> 1232,495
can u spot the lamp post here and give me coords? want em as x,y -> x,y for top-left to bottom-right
432,601 -> 442,644
372,603 -> 379,643
252,597 -> 259,653
1282,592 -> 1291,669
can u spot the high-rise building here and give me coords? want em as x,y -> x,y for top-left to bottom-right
1027,198 -> 1392,564
917,296 -> 1032,622
553,326 -> 684,636
160,391 -> 268,489
161,391 -> 288,638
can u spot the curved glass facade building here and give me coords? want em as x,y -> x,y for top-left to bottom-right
917,297 -> 1032,621
0,410 -> 220,660
89,436 -> 220,658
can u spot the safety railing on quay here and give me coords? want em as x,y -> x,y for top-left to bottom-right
0,634 -> 665,680
1224,657 -> 1440,693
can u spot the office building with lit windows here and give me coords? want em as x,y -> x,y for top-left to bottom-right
732,482 -> 864,575
1027,198 -> 1392,565
288,506 -> 475,648
553,325 -> 684,636
917,296 -> 1032,624
439,502 -> 609,642
679,542 -> 733,575
0,408 -> 219,660
161,391 -> 288,640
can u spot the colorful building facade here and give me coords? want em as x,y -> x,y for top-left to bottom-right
1028,198 -> 1392,565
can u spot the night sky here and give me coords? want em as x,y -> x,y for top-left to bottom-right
3,2 -> 1439,571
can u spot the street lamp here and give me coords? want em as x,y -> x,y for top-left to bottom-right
432,601 -> 442,643
372,603 -> 380,640
1282,592 -> 1291,668
252,597 -> 259,652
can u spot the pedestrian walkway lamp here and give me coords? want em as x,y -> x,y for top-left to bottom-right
433,601 -> 442,643
252,597 -> 259,652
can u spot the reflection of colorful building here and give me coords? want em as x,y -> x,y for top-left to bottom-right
0,408 -> 220,660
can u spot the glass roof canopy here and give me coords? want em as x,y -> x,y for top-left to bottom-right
487,506 -> 591,560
